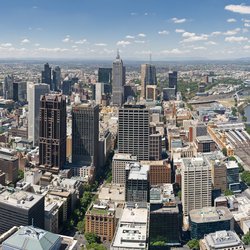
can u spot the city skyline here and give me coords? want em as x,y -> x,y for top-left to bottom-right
0,0 -> 249,60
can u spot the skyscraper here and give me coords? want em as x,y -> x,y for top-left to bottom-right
39,94 -> 67,173
52,66 -> 61,91
118,104 -> 150,161
140,64 -> 157,99
42,63 -> 52,89
98,68 -> 112,84
112,51 -> 125,106
181,157 -> 212,216
3,75 -> 14,100
169,71 -> 178,95
28,83 -> 50,146
72,102 -> 99,169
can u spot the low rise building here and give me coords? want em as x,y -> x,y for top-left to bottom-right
200,230 -> 244,250
111,202 -> 150,250
189,206 -> 234,239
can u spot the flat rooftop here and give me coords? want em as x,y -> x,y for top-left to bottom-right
98,184 -> 125,202
190,206 -> 233,223
0,188 -> 44,210
113,153 -> 137,161
126,163 -> 149,181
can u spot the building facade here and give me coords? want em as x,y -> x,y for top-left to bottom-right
39,94 -> 67,172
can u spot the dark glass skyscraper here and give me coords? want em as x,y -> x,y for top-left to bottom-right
42,63 -> 52,90
141,64 -> 157,99
72,102 -> 99,169
52,66 -> 61,91
169,71 -> 178,95
39,94 -> 67,173
98,68 -> 112,84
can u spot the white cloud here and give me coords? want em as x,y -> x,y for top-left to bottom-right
34,43 -> 40,47
116,40 -> 131,47
72,45 -> 78,48
134,40 -> 145,44
205,41 -> 217,45
37,47 -> 69,52
244,45 -> 250,49
175,29 -> 185,33
75,39 -> 87,44
1,43 -> 12,47
21,38 -> 30,44
130,12 -> 137,16
138,33 -> 146,37
171,17 -> 187,24
158,30 -> 169,35
62,36 -> 71,43
225,4 -> 250,15
94,43 -> 107,46
223,28 -> 241,35
193,46 -> 207,50
103,48 -> 115,54
182,32 -> 195,37
227,18 -> 237,23
211,31 -> 222,36
161,48 -> 190,55
244,23 -> 250,27
126,35 -> 135,39
225,36 -> 248,42
181,33 -> 208,43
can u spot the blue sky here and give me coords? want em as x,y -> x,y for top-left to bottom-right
0,0 -> 249,60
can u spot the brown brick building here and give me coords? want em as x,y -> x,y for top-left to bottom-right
85,202 -> 117,242
142,160 -> 171,186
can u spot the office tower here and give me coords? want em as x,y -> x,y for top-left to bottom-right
0,189 -> 44,234
98,68 -> 112,84
123,84 -> 137,102
149,133 -> 162,160
226,161 -> 240,192
112,153 -> 137,185
118,104 -> 150,161
42,63 -> 52,89
169,71 -> 178,95
181,157 -> 212,216
27,83 -> 50,146
52,66 -> 61,91
3,75 -> 14,99
211,160 -> 227,192
72,102 -> 99,168
112,51 -> 125,106
140,64 -> 157,99
189,206 -> 233,239
125,162 -> 150,202
13,81 -> 27,102
146,85 -> 157,100
39,94 -> 67,173
95,82 -> 105,104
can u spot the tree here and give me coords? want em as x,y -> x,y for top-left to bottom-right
187,239 -> 199,249
224,189 -> 234,196
177,190 -> 182,199
241,171 -> 250,186
18,169 -> 24,180
86,243 -> 106,250
85,232 -> 100,244
151,241 -> 166,246
77,220 -> 85,233
222,147 -> 227,156
231,106 -> 237,116
243,232 -> 250,245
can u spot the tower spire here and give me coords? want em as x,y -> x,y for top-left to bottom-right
116,49 -> 120,59
149,51 -> 152,64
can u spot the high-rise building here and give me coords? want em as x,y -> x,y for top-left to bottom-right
112,52 -> 125,106
27,83 -> 50,146
98,68 -> 112,84
3,75 -> 14,100
118,104 -> 150,161
181,157 -> 212,216
42,63 -> 52,89
140,64 -> 157,99
72,102 -> 99,169
39,94 -> 67,173
211,160 -> 227,192
169,71 -> 178,95
13,81 -> 27,102
112,153 -> 137,185
125,162 -> 150,202
52,66 -> 61,91
0,188 -> 44,234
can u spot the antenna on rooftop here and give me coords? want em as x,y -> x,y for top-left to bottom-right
149,50 -> 152,64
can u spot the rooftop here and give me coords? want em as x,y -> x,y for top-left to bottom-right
126,163 -> 149,181
189,206 -> 233,223
2,226 -> 61,250
113,153 -> 137,161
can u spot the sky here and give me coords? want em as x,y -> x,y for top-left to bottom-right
0,0 -> 249,60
